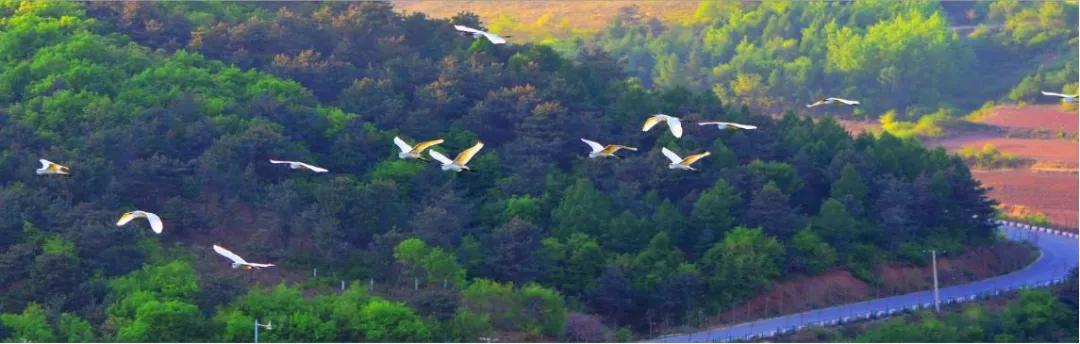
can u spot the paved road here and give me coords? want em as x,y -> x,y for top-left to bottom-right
653,223 -> 1079,342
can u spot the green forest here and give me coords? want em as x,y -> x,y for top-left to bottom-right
546,0 -> 1077,120
0,1 -> 1067,342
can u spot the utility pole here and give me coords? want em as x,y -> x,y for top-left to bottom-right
254,319 -> 272,343
930,249 -> 941,313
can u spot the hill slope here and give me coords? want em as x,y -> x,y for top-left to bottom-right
392,0 -> 699,41
0,1 -> 1003,342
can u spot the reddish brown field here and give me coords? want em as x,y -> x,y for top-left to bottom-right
927,104 -> 1078,229
977,104 -> 1078,134
933,137 -> 1079,166
973,170 -> 1078,228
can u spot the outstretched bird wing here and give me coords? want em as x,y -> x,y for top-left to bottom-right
829,98 -> 859,105
428,150 -> 454,165
481,32 -> 507,44
681,152 -> 711,166
729,123 -> 757,130
580,138 -> 605,153
393,136 -> 413,153
602,145 -> 637,154
454,25 -> 482,34
642,115 -> 665,132
806,99 -> 826,108
213,245 -> 248,264
143,212 -> 164,234
454,25 -> 506,44
697,121 -> 722,126
454,141 -> 484,166
116,212 -> 137,227
666,116 -> 683,138
39,159 -> 52,169
1041,91 -> 1074,98
410,139 -> 445,154
661,147 -> 683,164
246,263 -> 276,268
268,159 -> 292,165
297,162 -> 328,173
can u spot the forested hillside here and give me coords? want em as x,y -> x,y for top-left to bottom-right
1,1 -> 1004,341
543,0 -> 1077,120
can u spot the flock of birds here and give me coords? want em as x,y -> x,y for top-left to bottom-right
37,156 -> 275,269
26,23 -> 1078,274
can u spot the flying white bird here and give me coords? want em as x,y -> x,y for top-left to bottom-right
429,141 -> 484,172
393,136 -> 445,161
213,244 -> 276,270
116,211 -> 164,234
661,147 -> 710,171
642,114 -> 683,138
1040,91 -> 1078,103
698,121 -> 757,130
806,97 -> 860,108
268,159 -> 328,173
580,138 -> 638,159
36,159 -> 69,175
454,25 -> 508,44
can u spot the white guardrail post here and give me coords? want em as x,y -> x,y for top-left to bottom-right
1005,218 -> 1079,238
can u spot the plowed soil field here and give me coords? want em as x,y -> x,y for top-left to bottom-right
927,104 -> 1077,229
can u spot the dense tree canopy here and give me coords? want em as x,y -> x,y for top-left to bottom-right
0,0 -> 1025,341
545,0 -> 1076,119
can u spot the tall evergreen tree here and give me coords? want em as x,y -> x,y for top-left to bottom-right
745,182 -> 802,239
830,164 -> 869,216
489,218 -> 545,284
551,179 -> 611,238
810,198 -> 860,250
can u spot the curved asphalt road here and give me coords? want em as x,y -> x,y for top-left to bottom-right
653,223 -> 1079,342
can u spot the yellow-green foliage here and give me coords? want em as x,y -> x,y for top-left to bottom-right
964,101 -> 998,122
995,205 -> 1052,227
879,110 -> 949,139
958,144 -> 1024,169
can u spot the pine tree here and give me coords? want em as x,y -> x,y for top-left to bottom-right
830,164 -> 869,216
745,182 -> 802,239
652,200 -> 689,251
551,179 -> 611,238
692,179 -> 740,233
632,232 -> 683,292
489,218 -> 544,284
810,198 -> 860,250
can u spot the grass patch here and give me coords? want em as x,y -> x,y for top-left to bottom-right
996,204 -> 1051,227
